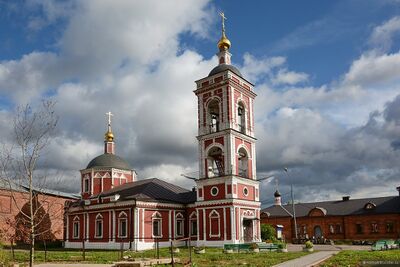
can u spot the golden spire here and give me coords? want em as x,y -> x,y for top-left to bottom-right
104,111 -> 114,142
218,11 -> 231,51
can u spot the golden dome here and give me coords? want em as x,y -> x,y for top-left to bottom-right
105,130 -> 114,142
218,34 -> 231,51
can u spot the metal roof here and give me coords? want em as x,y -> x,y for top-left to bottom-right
208,64 -> 242,77
261,195 -> 400,217
96,178 -> 196,204
86,153 -> 131,170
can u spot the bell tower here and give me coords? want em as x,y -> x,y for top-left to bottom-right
194,13 -> 260,245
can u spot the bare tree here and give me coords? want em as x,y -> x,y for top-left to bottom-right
0,101 -> 58,267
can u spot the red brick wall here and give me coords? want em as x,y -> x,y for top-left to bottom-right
143,209 -> 170,242
203,183 -> 225,201
261,213 -> 400,242
88,211 -> 109,242
225,208 -> 231,240
206,208 -> 224,240
237,183 -> 255,201
0,188 -> 71,243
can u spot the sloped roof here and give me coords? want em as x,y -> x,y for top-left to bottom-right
261,196 -> 400,218
96,178 -> 196,204
208,64 -> 242,77
86,153 -> 131,170
0,181 -> 79,199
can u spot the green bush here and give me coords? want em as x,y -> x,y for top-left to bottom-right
277,242 -> 287,249
304,241 -> 313,248
36,240 -> 63,249
261,224 -> 276,242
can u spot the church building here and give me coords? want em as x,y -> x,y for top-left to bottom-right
64,15 -> 261,250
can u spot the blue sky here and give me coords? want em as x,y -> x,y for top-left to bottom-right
0,0 -> 400,205
3,1 -> 400,85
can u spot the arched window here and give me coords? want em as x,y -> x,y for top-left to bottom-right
189,211 -> 197,237
118,211 -> 128,238
208,99 -> 220,133
175,213 -> 184,237
152,211 -> 162,238
237,102 -> 245,133
207,146 -> 224,177
83,174 -> 90,193
238,147 -> 249,178
95,213 -> 103,238
209,210 -> 220,237
72,216 -> 80,239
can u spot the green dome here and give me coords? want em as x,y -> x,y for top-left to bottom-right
86,153 -> 131,170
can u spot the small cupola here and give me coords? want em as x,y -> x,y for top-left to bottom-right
104,111 -> 115,154
216,12 -> 232,65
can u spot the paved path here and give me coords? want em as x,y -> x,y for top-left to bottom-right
287,244 -> 369,252
35,264 -> 113,267
272,251 -> 339,267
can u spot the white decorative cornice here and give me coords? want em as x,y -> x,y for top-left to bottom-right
195,198 -> 260,208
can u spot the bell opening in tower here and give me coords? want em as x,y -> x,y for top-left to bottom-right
208,99 -> 220,133
207,146 -> 224,178
238,147 -> 249,178
237,102 -> 246,134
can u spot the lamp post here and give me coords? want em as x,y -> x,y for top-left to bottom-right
284,168 -> 298,240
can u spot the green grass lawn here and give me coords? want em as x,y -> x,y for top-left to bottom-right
1,247 -> 309,266
320,250 -> 400,267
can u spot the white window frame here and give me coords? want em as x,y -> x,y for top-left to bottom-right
118,211 -> 128,238
329,224 -> 334,234
209,209 -> 220,238
83,176 -> 90,193
243,186 -> 249,196
95,213 -> 103,238
371,222 -> 378,233
189,211 -> 197,237
152,211 -> 163,238
175,212 -> 184,237
210,186 -> 219,196
72,216 -> 80,239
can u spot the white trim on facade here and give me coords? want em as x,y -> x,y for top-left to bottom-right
209,209 -> 221,238
151,211 -> 163,238
95,213 -> 103,238
118,212 -> 128,238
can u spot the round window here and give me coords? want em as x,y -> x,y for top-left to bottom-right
243,187 -> 249,196
211,186 -> 219,196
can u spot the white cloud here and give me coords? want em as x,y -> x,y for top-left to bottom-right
59,0 -> 212,75
272,69 -> 308,85
139,163 -> 197,189
241,53 -> 285,82
0,52 -> 60,104
344,52 -> 400,87
369,16 -> 400,52
1,2 -> 400,204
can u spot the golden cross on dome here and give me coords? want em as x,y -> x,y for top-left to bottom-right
106,111 -> 113,126
219,11 -> 227,35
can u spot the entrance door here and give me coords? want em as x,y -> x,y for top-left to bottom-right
243,219 -> 253,242
314,226 -> 322,238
